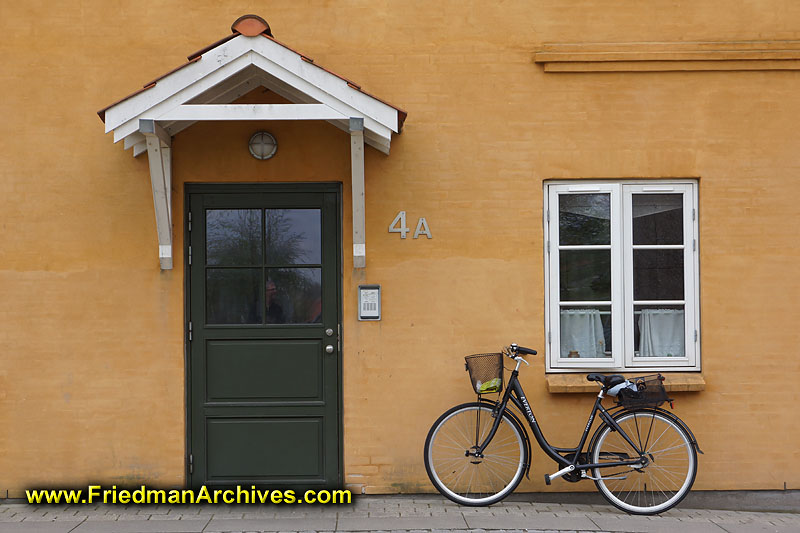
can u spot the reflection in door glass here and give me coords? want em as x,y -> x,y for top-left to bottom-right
206,210 -> 262,266
632,194 -> 683,245
266,209 -> 321,265
559,194 -> 611,245
559,250 -> 611,301
633,249 -> 684,301
266,268 -> 322,324
206,269 -> 263,324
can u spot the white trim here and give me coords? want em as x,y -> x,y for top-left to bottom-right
248,36 -> 398,131
623,183 -> 699,369
546,184 -> 622,370
155,103 -> 348,122
104,38 -> 255,132
104,34 -> 400,141
113,53 -> 254,142
248,54 -> 395,140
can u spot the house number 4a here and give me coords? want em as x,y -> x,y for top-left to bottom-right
389,211 -> 432,239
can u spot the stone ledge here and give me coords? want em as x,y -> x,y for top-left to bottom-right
534,41 -> 800,72
546,372 -> 705,393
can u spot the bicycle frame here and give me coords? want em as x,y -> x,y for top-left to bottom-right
475,363 -> 647,478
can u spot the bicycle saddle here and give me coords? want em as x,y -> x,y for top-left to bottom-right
586,373 -> 626,389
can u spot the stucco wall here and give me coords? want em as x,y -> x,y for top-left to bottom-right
1,1 -> 799,496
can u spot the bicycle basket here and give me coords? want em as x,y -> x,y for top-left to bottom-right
616,374 -> 671,407
464,353 -> 503,394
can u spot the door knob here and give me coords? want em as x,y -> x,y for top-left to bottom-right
325,345 -> 334,354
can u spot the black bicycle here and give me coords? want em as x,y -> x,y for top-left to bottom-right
423,344 -> 702,515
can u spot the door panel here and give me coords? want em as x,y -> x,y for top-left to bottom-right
206,417 -> 324,480
188,185 -> 340,489
205,340 -> 323,402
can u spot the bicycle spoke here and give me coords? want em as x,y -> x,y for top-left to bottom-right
591,411 -> 696,514
425,404 -> 526,505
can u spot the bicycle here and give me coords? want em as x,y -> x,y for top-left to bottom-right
423,344 -> 702,515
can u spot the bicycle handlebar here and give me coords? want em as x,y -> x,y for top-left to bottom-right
508,343 -> 537,357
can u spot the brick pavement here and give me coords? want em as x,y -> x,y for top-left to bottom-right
1,495 -> 799,533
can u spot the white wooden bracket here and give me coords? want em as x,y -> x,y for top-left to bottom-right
350,117 -> 366,269
139,119 -> 173,270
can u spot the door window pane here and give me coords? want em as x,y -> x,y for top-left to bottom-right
560,250 -> 611,301
265,209 -> 321,265
206,210 -> 262,265
266,268 -> 322,324
635,305 -> 685,357
633,250 -> 684,301
559,194 -> 610,245
560,306 -> 611,358
632,194 -> 683,245
207,269 -> 262,324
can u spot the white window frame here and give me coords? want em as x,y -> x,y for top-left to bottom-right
544,180 -> 700,372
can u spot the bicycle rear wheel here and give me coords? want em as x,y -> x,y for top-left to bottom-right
591,409 -> 697,515
424,402 -> 527,506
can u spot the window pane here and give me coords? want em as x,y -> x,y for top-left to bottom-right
206,269 -> 262,324
265,209 -> 321,265
206,210 -> 262,265
635,305 -> 685,357
560,250 -> 611,301
266,268 -> 322,324
560,307 -> 611,358
559,193 -> 610,245
632,194 -> 683,245
633,250 -> 684,301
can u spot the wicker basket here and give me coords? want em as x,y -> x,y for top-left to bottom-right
464,353 -> 503,394
616,374 -> 671,407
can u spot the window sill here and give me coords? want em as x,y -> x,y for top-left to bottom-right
546,373 -> 705,394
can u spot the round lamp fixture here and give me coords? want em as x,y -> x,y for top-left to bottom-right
249,131 -> 277,160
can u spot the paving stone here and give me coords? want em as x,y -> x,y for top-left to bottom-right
710,521 -> 800,533
465,514 -> 599,531
204,517 -> 337,532
337,515 -> 468,530
0,523 -> 85,533
593,516 -> 728,532
71,519 -> 210,532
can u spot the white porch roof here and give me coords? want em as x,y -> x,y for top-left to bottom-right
99,15 -> 406,269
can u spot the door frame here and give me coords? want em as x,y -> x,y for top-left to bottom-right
183,182 -> 344,487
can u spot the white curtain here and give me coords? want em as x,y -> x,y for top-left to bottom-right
638,309 -> 685,357
560,309 -> 606,358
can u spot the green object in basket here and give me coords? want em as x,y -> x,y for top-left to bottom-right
477,378 -> 502,393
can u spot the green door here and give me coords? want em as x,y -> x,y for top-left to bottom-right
187,184 -> 341,489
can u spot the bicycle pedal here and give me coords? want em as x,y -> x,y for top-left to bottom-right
544,474 -> 551,486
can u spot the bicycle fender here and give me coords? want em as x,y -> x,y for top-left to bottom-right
648,407 -> 703,455
591,407 -> 703,455
479,399 -> 533,479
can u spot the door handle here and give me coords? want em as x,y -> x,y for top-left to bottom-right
325,345 -> 335,354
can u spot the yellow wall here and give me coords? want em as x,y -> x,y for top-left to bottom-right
2,1 -> 799,496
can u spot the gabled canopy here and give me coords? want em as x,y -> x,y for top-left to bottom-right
99,14 -> 406,156
99,15 -> 406,270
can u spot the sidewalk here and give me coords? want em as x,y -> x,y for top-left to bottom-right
2,495 -> 799,533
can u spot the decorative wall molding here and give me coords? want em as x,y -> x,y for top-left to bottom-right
534,41 -> 800,72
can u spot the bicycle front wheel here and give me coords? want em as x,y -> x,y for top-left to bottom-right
424,402 -> 527,506
591,409 -> 697,515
